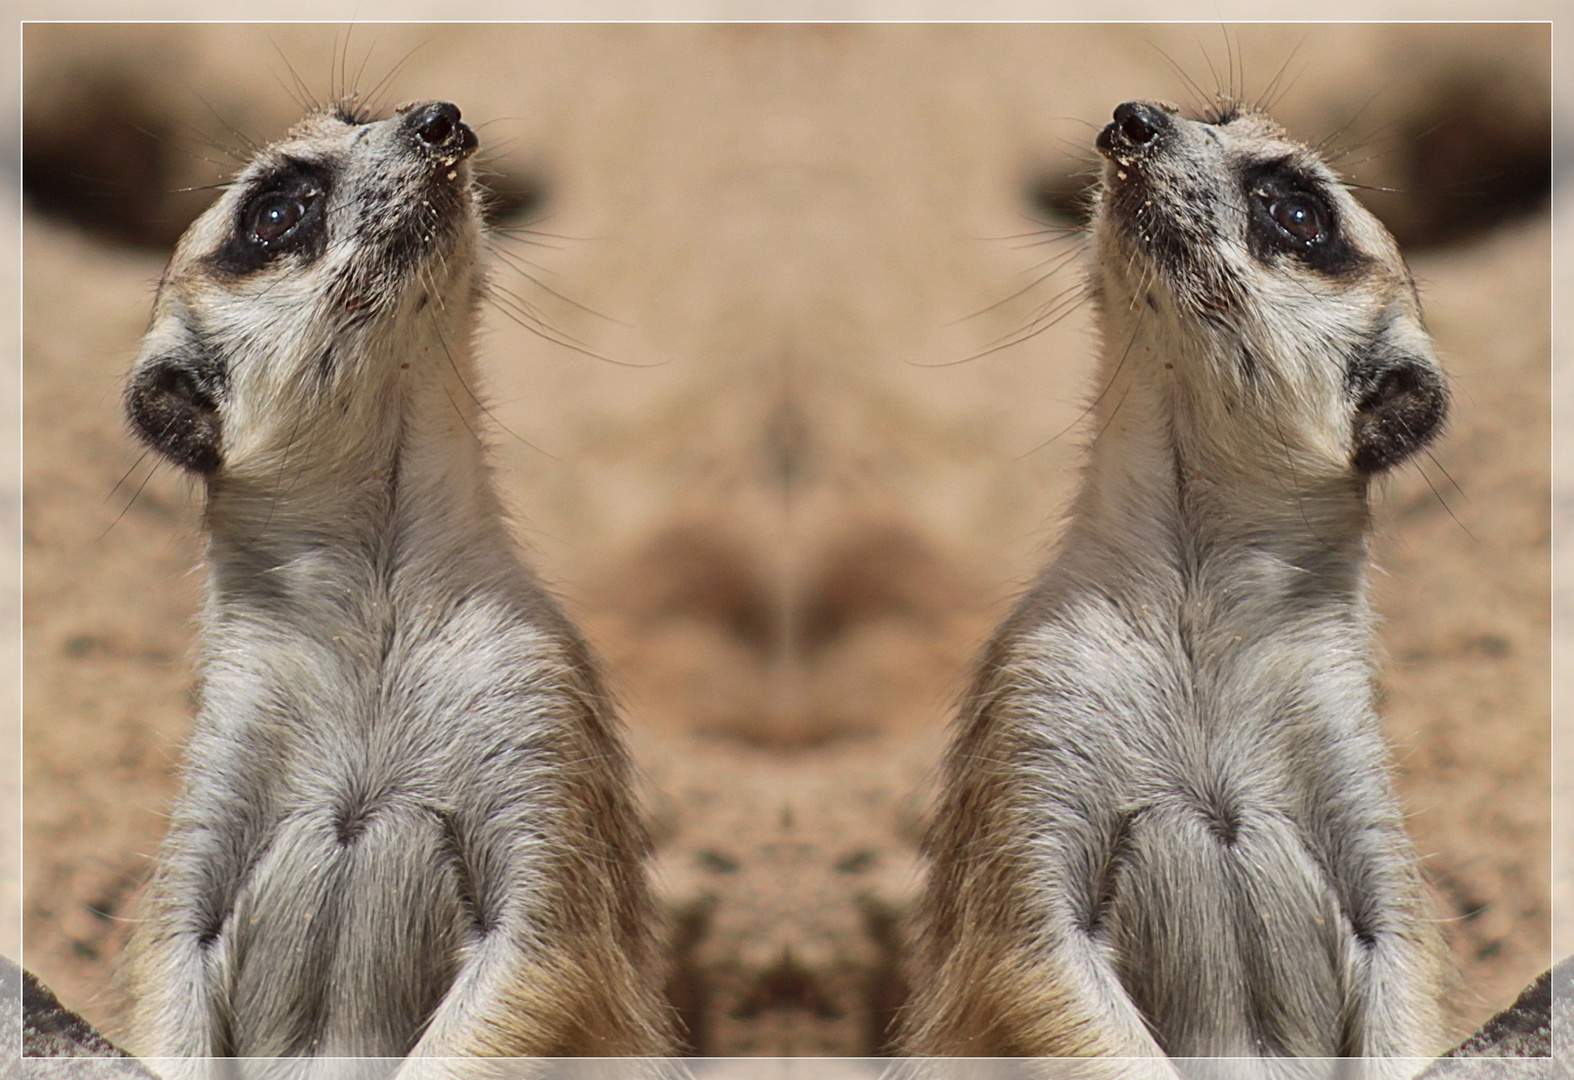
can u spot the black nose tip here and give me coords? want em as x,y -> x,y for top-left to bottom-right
1114,102 -> 1166,147
1097,102 -> 1172,159
408,101 -> 478,158
414,102 -> 460,145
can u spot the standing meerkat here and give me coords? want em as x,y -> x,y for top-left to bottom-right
900,100 -> 1454,1060
119,100 -> 673,1065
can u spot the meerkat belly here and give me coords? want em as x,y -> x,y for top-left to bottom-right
220,771 -> 469,1058
1105,778 -> 1348,1057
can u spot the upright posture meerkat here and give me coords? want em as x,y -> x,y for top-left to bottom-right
120,101 -> 672,1063
901,101 -> 1453,1059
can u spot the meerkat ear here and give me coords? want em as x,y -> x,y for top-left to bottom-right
1346,311 -> 1448,475
125,315 -> 228,475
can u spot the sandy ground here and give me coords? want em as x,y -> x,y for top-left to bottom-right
17,24 -> 1558,1056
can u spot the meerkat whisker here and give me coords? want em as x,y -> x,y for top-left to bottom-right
348,37 -> 380,107
1419,447 -> 1469,502
938,249 -> 1086,334
1145,40 -> 1213,119
167,181 -> 239,195
1255,39 -> 1307,117
1313,88 -> 1388,159
487,230 -> 568,250
265,39 -> 321,116
427,309 -> 559,461
97,457 -> 163,541
104,445 -> 158,505
361,41 -> 429,120
994,223 -> 1084,240
486,252 -> 624,323
490,222 -> 580,241
1010,231 -> 1088,254
1013,313 -> 1145,460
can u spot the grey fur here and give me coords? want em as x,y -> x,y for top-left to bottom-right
901,102 -> 1453,1061
120,103 -> 672,1070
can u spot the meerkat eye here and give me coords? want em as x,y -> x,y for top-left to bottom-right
1262,191 -> 1328,246
249,193 -> 310,246
211,166 -> 330,275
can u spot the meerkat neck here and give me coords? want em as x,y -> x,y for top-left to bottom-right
201,331 -> 515,613
1063,316 -> 1373,613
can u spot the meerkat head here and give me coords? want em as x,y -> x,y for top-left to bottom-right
1090,100 -> 1447,482
126,101 -> 483,480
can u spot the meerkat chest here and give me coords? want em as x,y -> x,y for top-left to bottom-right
1015,587 -> 1378,857
200,597 -> 565,836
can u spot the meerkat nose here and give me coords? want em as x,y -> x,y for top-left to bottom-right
1111,102 -> 1168,149
408,101 -> 479,158
414,102 -> 459,144
1097,101 -> 1173,163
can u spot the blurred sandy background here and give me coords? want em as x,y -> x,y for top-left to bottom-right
14,22 -> 1559,1055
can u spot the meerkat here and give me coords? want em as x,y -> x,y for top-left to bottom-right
118,100 -> 673,1066
899,100 -> 1455,1061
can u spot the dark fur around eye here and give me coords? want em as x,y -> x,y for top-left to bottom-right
1242,162 -> 1370,277
207,159 -> 333,276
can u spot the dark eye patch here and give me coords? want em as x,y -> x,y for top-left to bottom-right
207,158 -> 332,276
1242,160 -> 1369,277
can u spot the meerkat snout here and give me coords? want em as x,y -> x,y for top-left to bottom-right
1096,101 -> 1173,161
406,101 -> 479,160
